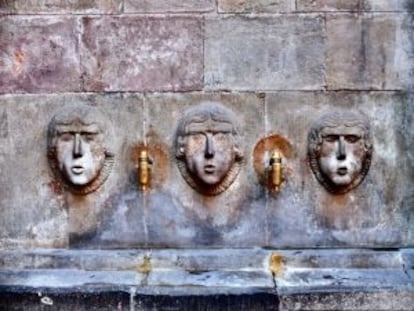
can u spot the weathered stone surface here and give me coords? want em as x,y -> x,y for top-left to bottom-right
280,291 -> 414,311
205,16 -> 325,91
218,0 -> 294,13
81,17 -> 203,92
265,91 -> 413,248
0,0 -> 121,14
124,0 -> 214,13
326,14 -> 414,90
365,0 -> 414,12
296,0 -> 362,11
0,17 -> 80,93
0,94 -> 144,249
0,291 -> 278,311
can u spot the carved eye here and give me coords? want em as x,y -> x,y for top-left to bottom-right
83,133 -> 97,142
324,135 -> 338,142
58,133 -> 73,142
345,135 -> 360,143
213,132 -> 230,143
188,133 -> 205,145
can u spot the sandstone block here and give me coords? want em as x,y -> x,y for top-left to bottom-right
0,17 -> 80,93
81,17 -> 203,92
205,16 -> 325,91
124,0 -> 214,13
297,0 -> 362,11
218,0 -> 294,13
326,14 -> 414,90
0,0 -> 121,14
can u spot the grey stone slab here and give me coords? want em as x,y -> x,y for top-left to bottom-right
365,0 -> 414,12
0,94 -> 144,249
205,16 -> 325,91
81,16 -> 203,92
0,269 -> 141,288
144,92 -> 266,248
0,0 -> 121,14
296,0 -> 362,11
275,249 -> 403,269
265,91 -> 414,248
277,269 -> 413,293
124,0 -> 215,13
280,290 -> 414,311
218,0 -> 294,13
0,17 -> 80,94
326,14 -> 414,90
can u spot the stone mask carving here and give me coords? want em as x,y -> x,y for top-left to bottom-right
47,105 -> 115,195
308,111 -> 373,194
175,102 -> 244,196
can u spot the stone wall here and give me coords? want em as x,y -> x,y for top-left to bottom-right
0,1 -> 413,250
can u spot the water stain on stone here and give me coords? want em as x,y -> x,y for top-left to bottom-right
0,110 -> 8,138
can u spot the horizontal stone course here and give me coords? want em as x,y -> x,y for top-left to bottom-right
0,0 -> 121,14
364,0 -> 414,11
80,16 -> 203,92
218,0 -> 294,13
296,0 -> 362,11
0,17 -> 80,93
124,0 -> 215,13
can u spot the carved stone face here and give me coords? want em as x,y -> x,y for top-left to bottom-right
308,111 -> 372,194
176,102 -> 244,196
48,105 -> 114,195
55,122 -> 105,187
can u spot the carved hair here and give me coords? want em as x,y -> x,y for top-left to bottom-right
308,111 -> 373,194
175,102 -> 244,195
47,104 -> 115,195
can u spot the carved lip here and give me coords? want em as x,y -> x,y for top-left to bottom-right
337,167 -> 348,176
71,166 -> 85,175
204,164 -> 216,174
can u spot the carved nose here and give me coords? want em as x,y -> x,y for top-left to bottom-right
336,136 -> 346,160
73,133 -> 83,157
205,134 -> 215,158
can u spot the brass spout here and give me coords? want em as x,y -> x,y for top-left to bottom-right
138,149 -> 152,191
269,151 -> 283,192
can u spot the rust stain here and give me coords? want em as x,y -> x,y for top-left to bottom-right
14,50 -> 24,74
48,180 -> 63,195
269,253 -> 285,277
253,134 -> 293,186
137,254 -> 152,274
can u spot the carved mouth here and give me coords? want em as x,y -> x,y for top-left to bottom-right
204,164 -> 216,174
337,167 -> 348,176
71,166 -> 85,175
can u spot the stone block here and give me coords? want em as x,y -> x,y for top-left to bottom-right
81,16 -> 203,92
0,17 -> 80,94
0,0 -> 121,14
265,91 -> 413,248
205,16 -> 325,91
218,0 -> 294,13
364,0 -> 414,12
0,94 -> 144,249
280,291 -> 414,310
326,14 -> 414,90
124,0 -> 215,13
296,0 -> 362,11
142,92 -> 267,248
